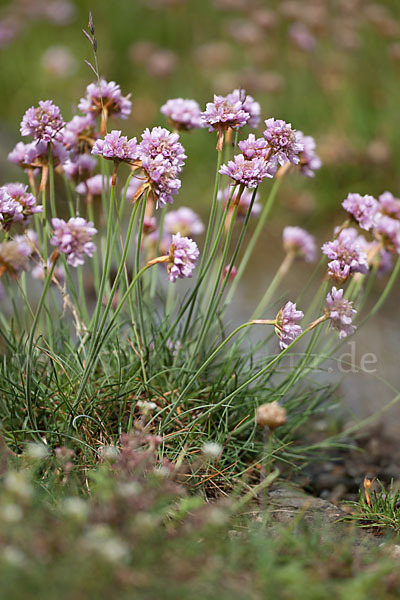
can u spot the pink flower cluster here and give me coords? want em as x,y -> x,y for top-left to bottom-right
51,217 -> 97,267
138,127 -> 187,206
283,226 -> 316,262
325,287 -> 356,339
167,232 -> 199,282
0,183 -> 42,230
275,301 -> 304,349
92,130 -> 138,162
161,98 -> 204,131
78,79 -> 132,120
322,229 -> 369,281
20,100 -> 65,143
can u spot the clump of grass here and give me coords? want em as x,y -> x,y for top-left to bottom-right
347,479 -> 400,535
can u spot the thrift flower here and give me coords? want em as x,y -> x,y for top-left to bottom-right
76,175 -> 112,197
164,207 -> 204,237
263,118 -> 303,171
63,154 -> 97,181
0,236 -> 35,277
32,259 -> 65,284
256,402 -> 287,430
325,287 -> 356,339
9,140 -> 68,169
202,93 -> 250,131
238,133 -> 269,159
283,226 -> 316,262
1,183 -> 42,228
92,130 -> 138,162
78,79 -> 131,120
160,98 -> 204,130
220,154 -> 273,188
167,232 -> 199,282
51,217 -> 97,267
275,301 -> 304,349
227,89 -> 261,128
378,191 -> 400,220
137,127 -> 186,206
322,229 -> 369,281
297,132 -> 322,177
218,185 -> 261,218
342,193 -> 379,231
20,100 -> 65,142
63,114 -> 97,152
374,214 -> 400,254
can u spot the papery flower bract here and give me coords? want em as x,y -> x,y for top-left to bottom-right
160,98 -> 204,130
167,232 -> 199,282
202,94 -> 250,131
263,118 -> 303,171
50,217 -> 97,267
238,133 -> 269,159
226,89 -> 261,128
20,100 -> 65,142
63,154 -> 97,181
220,154 -> 273,188
378,191 -> 400,220
256,402 -> 287,430
322,229 -> 369,281
275,301 -> 304,349
325,287 -> 356,339
164,207 -> 204,237
92,130 -> 138,162
342,193 -> 379,231
283,226 -> 316,262
297,131 -> 322,177
374,213 -> 400,254
78,79 -> 131,120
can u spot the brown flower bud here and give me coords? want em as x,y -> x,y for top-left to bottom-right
256,402 -> 287,430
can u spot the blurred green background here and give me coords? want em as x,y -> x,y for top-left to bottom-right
1,0 -> 400,229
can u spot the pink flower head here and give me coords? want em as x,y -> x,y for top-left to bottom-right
218,185 -> 261,218
51,217 -> 97,267
63,154 -> 97,181
283,226 -> 316,262
0,188 -> 23,229
263,118 -> 304,171
32,259 -> 65,285
322,229 -> 369,282
226,89 -> 261,128
1,183 -> 42,228
76,174 -> 112,197
220,154 -> 273,188
238,134 -> 269,160
342,193 -> 379,231
325,287 -> 356,339
0,234 -> 36,276
378,191 -> 400,220
26,140 -> 69,168
92,130 -> 139,162
63,114 -> 97,151
138,127 -> 186,207
202,93 -> 250,132
297,132 -> 322,177
78,79 -> 132,120
161,98 -> 204,130
374,214 -> 400,254
275,301 -> 304,350
164,207 -> 204,237
20,100 -> 65,143
138,127 -> 186,171
167,232 -> 199,282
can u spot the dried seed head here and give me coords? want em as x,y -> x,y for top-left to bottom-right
256,402 -> 287,430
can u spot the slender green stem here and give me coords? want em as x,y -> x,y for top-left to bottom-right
226,178 -> 281,305
198,149 -> 223,274
25,260 -> 57,435
48,144 -> 57,218
251,252 -> 295,319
